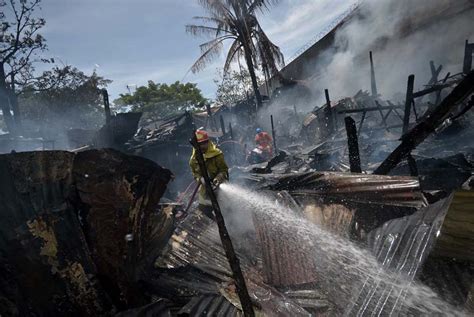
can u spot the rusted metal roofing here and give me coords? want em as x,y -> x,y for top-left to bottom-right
262,172 -> 426,208
153,211 -> 317,316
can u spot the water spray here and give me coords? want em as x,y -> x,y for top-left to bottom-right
218,183 -> 467,316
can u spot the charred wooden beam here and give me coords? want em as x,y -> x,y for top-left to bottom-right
403,75 -> 415,133
435,72 -> 451,106
463,40 -> 474,74
325,89 -> 335,132
428,61 -> 443,85
270,114 -> 277,153
338,105 -> 402,114
386,101 -> 405,121
412,84 -> 451,98
101,89 -> 112,124
374,71 -> 474,175
370,51 -> 378,97
345,116 -> 362,173
451,95 -> 474,121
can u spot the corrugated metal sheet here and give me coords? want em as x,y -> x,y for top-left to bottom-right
154,211 -> 314,316
265,172 -> 426,208
177,295 -> 241,317
346,196 -> 453,315
253,208 -> 320,287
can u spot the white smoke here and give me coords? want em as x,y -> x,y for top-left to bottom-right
311,0 -> 474,101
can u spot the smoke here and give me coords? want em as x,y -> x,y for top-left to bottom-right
258,0 -> 474,136
311,0 -> 474,101
0,99 -> 106,153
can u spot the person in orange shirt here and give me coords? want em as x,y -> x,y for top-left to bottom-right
254,128 -> 273,160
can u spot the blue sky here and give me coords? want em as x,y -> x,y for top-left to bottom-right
39,0 -> 355,101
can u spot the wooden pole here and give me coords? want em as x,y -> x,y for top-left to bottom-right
463,40 -> 473,74
325,89 -> 335,132
270,115 -> 277,153
403,75 -> 415,133
369,51 -> 378,97
190,133 -> 255,317
344,116 -> 362,173
374,71 -> 474,175
101,89 -> 112,124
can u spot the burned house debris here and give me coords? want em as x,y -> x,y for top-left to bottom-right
0,149 -> 172,315
0,0 -> 473,316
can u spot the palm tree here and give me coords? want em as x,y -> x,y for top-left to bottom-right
186,0 -> 284,109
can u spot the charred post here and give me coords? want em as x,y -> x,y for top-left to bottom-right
344,116 -> 362,173
189,133 -> 255,317
463,40 -> 474,74
325,89 -> 335,132
428,61 -> 443,85
270,114 -> 278,154
101,89 -> 112,124
403,75 -> 415,133
370,51 -> 378,97
374,71 -> 474,175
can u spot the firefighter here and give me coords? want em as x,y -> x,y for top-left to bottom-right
254,128 -> 273,160
189,129 -> 229,218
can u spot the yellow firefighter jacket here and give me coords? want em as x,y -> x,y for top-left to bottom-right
189,141 -> 229,206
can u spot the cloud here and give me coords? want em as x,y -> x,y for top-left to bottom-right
260,0 -> 357,58
36,0 -> 362,101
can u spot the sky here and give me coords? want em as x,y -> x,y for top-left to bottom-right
38,0 -> 356,101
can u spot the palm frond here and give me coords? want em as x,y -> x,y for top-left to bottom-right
223,39 -> 243,74
248,0 -> 281,13
189,0 -> 284,81
189,38 -> 225,74
185,24 -> 230,37
199,36 -> 233,53
198,0 -> 235,20
192,16 -> 226,26
253,22 -> 284,76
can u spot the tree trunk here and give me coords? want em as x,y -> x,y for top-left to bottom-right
9,73 -> 22,130
241,39 -> 263,111
0,63 -> 16,134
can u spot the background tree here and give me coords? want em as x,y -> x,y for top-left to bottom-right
19,66 -> 112,136
214,68 -> 264,106
0,0 -> 46,134
186,0 -> 284,110
114,81 -> 206,124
